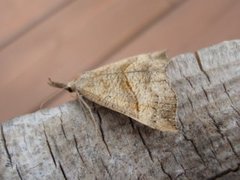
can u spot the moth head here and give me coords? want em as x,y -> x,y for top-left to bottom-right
66,81 -> 77,92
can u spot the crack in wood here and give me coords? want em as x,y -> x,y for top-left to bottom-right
226,137 -> 240,159
24,163 -> 42,175
42,124 -> 57,167
182,133 -> 206,166
206,109 -> 240,159
207,163 -> 240,180
231,105 -> 240,118
16,165 -> 23,180
209,148 -> 222,167
222,83 -> 240,118
206,110 -> 224,139
195,116 -> 223,167
1,125 -> 12,167
59,107 -> 67,140
177,116 -> 186,132
73,135 -> 85,166
159,160 -> 172,180
170,151 -> 189,179
128,118 -> 135,132
59,161 -> 68,180
184,75 -> 194,89
195,51 -> 211,83
222,83 -> 233,103
96,110 -> 112,157
100,158 -> 112,179
203,129 -> 223,167
201,87 -> 210,102
136,127 -> 154,162
186,95 -> 194,110
236,121 -> 240,129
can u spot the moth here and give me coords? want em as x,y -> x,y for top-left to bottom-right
49,51 -> 177,132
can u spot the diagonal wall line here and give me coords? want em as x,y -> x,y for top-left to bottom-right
0,0 -> 76,51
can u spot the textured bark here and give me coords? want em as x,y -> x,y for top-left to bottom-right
1,40 -> 240,179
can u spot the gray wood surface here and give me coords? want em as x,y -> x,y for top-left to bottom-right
1,40 -> 240,179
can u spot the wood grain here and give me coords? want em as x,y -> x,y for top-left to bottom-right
0,0 -> 73,49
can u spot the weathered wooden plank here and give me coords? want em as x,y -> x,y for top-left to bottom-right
0,0 -> 181,122
0,0 -> 72,49
1,40 -> 240,179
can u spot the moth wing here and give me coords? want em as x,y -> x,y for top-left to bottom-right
75,52 -> 177,132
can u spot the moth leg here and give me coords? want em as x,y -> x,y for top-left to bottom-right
76,92 -> 102,136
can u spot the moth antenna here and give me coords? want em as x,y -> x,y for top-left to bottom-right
48,78 -> 67,88
76,92 -> 102,137
41,78 -> 75,110
48,78 -> 74,92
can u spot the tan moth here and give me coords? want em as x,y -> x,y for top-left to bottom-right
49,51 -> 177,132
